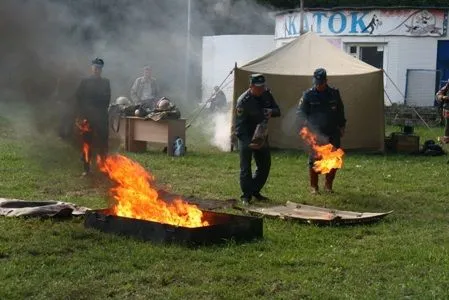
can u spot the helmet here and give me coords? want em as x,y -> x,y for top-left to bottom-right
156,97 -> 172,111
116,96 -> 130,106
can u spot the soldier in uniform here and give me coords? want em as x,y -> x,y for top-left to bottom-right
297,68 -> 346,194
75,58 -> 111,176
235,74 -> 281,205
436,80 -> 449,143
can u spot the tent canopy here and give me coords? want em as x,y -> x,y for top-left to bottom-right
232,32 -> 385,151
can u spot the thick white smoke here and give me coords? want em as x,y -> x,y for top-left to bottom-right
211,110 -> 233,151
0,0 -> 275,155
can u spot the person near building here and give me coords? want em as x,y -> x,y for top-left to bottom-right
130,65 -> 159,107
436,80 -> 449,143
235,74 -> 281,205
75,58 -> 111,176
209,86 -> 227,112
297,68 -> 346,194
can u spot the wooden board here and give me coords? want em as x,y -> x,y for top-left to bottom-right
243,201 -> 392,225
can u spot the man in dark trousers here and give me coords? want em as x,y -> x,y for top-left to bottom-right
436,80 -> 449,143
235,74 -> 281,205
75,58 -> 111,176
297,68 -> 346,194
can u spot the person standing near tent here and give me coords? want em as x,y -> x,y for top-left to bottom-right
436,80 -> 449,143
235,74 -> 281,205
297,68 -> 346,194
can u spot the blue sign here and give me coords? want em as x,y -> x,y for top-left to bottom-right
277,9 -> 448,38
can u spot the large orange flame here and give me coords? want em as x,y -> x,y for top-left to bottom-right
97,154 -> 209,228
76,119 -> 91,164
300,127 -> 344,174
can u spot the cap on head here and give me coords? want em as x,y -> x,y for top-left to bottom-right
91,57 -> 104,68
313,68 -> 327,85
250,74 -> 266,87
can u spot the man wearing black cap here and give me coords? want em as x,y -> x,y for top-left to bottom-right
297,68 -> 346,194
75,58 -> 111,176
235,74 -> 281,205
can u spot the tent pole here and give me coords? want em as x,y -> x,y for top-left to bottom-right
299,0 -> 305,34
230,63 -> 238,152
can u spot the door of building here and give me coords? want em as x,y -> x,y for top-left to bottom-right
437,40 -> 449,88
347,44 -> 384,69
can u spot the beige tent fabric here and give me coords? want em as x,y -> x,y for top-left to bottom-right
232,32 -> 385,151
241,32 -> 379,76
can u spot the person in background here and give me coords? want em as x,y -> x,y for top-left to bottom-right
209,86 -> 227,113
436,80 -> 449,143
130,65 -> 159,107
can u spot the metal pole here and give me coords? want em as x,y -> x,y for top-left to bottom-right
299,0 -> 304,34
185,0 -> 192,104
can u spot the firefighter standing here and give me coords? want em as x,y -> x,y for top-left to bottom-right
235,74 -> 281,205
75,58 -> 111,175
436,80 -> 449,143
297,68 -> 346,194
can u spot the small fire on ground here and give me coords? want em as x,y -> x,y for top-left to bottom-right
299,127 -> 344,174
97,154 -> 209,228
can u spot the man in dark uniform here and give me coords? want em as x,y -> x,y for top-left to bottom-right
297,68 -> 346,194
75,58 -> 111,176
235,74 -> 281,205
436,80 -> 449,143
209,86 -> 227,113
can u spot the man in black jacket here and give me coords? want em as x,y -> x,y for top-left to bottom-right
75,58 -> 111,176
235,74 -> 281,205
297,68 -> 346,194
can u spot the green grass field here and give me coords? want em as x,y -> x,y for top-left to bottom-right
1,114 -> 449,299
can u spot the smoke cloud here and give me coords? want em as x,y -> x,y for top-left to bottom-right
0,0 -> 275,158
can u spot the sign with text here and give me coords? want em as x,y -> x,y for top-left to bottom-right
275,9 -> 448,39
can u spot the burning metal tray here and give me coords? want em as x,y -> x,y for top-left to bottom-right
84,209 -> 263,245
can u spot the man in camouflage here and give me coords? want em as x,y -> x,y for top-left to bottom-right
436,80 -> 449,143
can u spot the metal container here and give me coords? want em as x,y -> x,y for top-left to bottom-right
84,209 -> 263,245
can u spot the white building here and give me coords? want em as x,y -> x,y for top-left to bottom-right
275,7 -> 449,106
